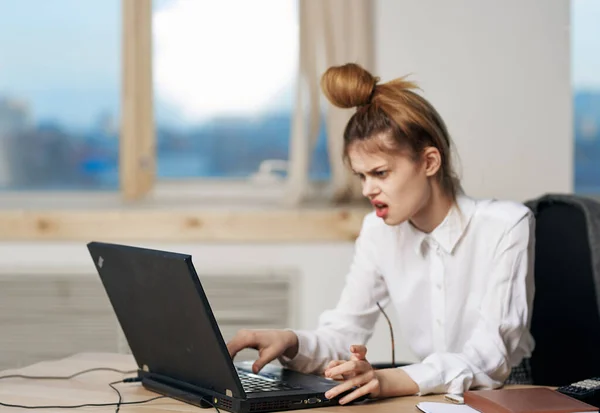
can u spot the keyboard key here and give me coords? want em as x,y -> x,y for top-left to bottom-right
235,367 -> 300,393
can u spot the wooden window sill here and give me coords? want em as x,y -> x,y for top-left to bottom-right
0,205 -> 370,242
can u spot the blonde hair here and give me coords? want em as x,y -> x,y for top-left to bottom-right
321,63 -> 460,198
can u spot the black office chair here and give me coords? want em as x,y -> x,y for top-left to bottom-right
525,194 -> 600,386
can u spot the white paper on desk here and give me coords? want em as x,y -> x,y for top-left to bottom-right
416,402 -> 481,413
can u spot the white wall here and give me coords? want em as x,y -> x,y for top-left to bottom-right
0,0 -> 572,368
375,0 -> 573,201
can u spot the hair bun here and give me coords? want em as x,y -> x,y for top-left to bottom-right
320,63 -> 379,109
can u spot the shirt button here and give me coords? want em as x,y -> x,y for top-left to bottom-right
436,319 -> 442,326
436,283 -> 443,290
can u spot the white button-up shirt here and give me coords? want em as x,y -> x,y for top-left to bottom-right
282,195 -> 536,395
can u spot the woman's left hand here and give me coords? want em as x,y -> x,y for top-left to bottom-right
323,345 -> 380,404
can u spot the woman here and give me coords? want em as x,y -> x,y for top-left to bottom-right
227,63 -> 535,404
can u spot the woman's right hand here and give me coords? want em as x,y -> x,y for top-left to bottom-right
226,329 -> 299,374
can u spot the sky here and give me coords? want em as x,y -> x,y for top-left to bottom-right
0,0 -> 298,129
571,0 -> 600,91
153,0 -> 298,122
0,0 -> 121,129
0,0 -> 597,129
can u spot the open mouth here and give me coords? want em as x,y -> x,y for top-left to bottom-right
373,203 -> 389,218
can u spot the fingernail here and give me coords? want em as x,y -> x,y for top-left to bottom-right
325,391 -> 331,399
339,398 -> 346,405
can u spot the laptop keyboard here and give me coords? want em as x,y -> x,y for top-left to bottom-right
235,367 -> 303,393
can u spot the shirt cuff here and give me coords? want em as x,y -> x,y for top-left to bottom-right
277,330 -> 313,372
400,363 -> 445,396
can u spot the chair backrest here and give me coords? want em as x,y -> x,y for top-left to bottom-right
526,196 -> 600,386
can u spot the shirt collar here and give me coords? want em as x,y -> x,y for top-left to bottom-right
404,194 -> 477,256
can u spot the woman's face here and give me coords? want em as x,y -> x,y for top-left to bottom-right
348,141 -> 433,226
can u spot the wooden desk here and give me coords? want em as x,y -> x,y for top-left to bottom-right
0,353 -> 455,412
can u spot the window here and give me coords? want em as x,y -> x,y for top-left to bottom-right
573,0 -> 600,195
0,0 -> 371,243
0,0 -> 330,197
0,0 -> 121,191
152,0 -> 329,182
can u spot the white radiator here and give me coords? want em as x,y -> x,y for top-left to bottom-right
0,269 -> 296,371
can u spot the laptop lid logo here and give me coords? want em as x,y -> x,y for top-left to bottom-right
97,256 -> 104,269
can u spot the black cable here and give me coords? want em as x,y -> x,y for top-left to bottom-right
0,367 -> 168,410
0,367 -> 137,381
0,395 -> 166,410
376,301 -> 396,368
199,397 -> 221,413
108,380 -> 124,413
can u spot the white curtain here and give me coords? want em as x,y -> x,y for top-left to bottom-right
285,0 -> 374,205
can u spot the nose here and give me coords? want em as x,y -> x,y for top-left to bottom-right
362,177 -> 380,198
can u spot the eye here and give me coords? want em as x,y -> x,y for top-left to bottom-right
374,170 -> 388,178
354,173 -> 366,181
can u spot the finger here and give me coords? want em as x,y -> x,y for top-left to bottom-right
341,372 -> 357,381
325,360 -> 369,379
350,345 -> 367,360
325,360 -> 345,370
325,360 -> 346,380
252,346 -> 280,374
325,360 -> 362,379
226,330 -> 257,359
324,381 -> 357,402
324,371 -> 375,402
335,371 -> 357,381
338,380 -> 378,405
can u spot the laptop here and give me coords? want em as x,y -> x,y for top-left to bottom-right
87,241 -> 353,412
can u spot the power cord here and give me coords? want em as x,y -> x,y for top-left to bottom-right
0,367 -> 170,411
109,379 -> 125,413
0,395 -> 166,410
0,367 -> 137,380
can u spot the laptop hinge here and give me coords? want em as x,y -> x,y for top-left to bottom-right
140,371 -> 246,400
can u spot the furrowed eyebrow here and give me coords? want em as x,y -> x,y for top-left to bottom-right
352,165 -> 387,175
